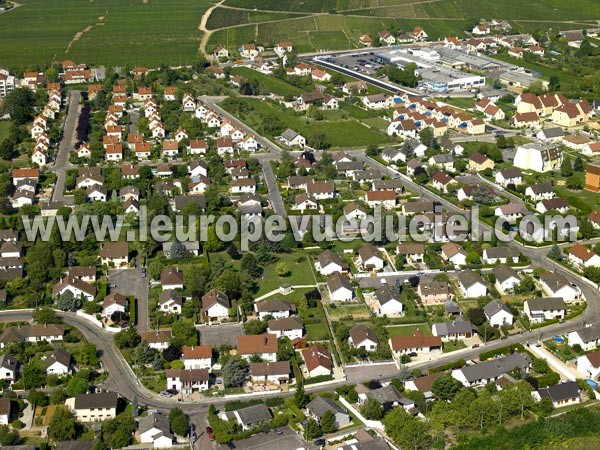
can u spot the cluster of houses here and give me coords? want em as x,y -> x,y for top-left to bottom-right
386,93 -> 486,138
30,84 -> 63,167
513,92 -> 592,129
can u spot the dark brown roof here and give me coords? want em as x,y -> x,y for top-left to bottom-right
349,324 -> 379,345
302,344 -> 332,372
389,331 -> 442,350
100,242 -> 128,259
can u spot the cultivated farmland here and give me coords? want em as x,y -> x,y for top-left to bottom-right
0,0 -> 211,69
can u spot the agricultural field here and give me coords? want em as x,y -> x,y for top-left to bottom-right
0,0 -> 211,69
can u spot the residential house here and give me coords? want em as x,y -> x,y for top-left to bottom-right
569,324 -> 600,351
158,290 -> 183,314
255,298 -> 295,320
484,299 -> 514,327
102,292 -> 128,318
280,128 -> 306,148
576,350 -> 600,379
365,190 -> 396,210
524,297 -> 567,323
358,244 -> 385,271
568,243 -> 600,269
52,277 -> 96,302
526,183 -> 554,202
161,268 -> 183,290
100,242 -> 128,267
495,168 -> 523,187
348,325 -> 379,352
236,334 -> 277,362
457,270 -> 487,298
0,324 -> 65,348
66,392 -> 118,422
327,273 -> 353,302
389,331 -> 442,357
493,265 -> 520,294
404,372 -> 443,400
514,143 -> 563,173
166,369 -> 209,393
432,317 -> 476,341
452,353 -> 531,387
182,345 -> 212,370
306,397 -> 350,428
540,271 -> 581,303
137,412 -> 173,448
417,280 -> 450,306
315,250 -> 348,276
250,361 -> 290,385
441,242 -> 467,267
202,289 -> 230,323
140,330 -> 172,350
302,344 -> 333,378
221,404 -> 271,431
397,243 -> 425,265
45,348 -> 72,375
495,202 -> 530,223
535,382 -> 581,408
483,247 -> 519,265
267,317 -> 304,340
468,152 -> 494,171
0,354 -> 19,383
372,285 -> 404,316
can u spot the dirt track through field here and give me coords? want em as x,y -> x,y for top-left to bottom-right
65,16 -> 105,53
198,0 -> 225,57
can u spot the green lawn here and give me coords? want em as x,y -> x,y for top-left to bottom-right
256,253 -> 316,296
362,117 -> 389,130
229,67 -> 305,97
305,322 -> 330,341
0,122 -> 10,142
0,0 -> 211,69
326,302 -> 370,319
442,340 -> 468,353
386,323 -> 431,338
220,97 -> 391,148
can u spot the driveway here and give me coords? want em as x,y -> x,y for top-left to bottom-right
108,268 -> 149,331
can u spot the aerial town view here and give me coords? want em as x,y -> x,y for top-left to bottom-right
2,0 -> 600,449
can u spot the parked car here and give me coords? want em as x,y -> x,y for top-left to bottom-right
206,426 -> 215,441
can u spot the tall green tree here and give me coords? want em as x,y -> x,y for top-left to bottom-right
48,407 -> 77,441
320,410 -> 336,434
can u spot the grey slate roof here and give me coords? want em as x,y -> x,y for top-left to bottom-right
375,285 -> 402,306
281,128 -> 300,142
138,411 -> 173,439
538,381 -> 579,402
526,297 -> 566,311
484,299 -> 512,319
492,265 -> 519,284
457,353 -> 531,383
307,396 -> 347,418
235,403 -> 272,427
73,392 -> 118,410
574,323 -> 600,343
433,317 -> 476,337
458,270 -> 486,289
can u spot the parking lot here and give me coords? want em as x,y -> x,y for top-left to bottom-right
320,52 -> 383,76
214,426 -> 316,450
197,323 -> 244,347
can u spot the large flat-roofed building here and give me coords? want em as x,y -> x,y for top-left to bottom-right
586,162 -> 600,192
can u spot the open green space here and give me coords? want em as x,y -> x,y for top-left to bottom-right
229,67 -> 305,97
220,97 -> 391,148
385,323 -> 431,337
255,253 -> 316,296
0,122 -> 11,142
0,0 -> 210,69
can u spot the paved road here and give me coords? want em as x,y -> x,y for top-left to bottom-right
128,109 -> 140,135
108,268 -> 150,331
261,159 -> 287,217
52,91 -> 81,202
306,57 -> 421,96
201,96 -> 288,216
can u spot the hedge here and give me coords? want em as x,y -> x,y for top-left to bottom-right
304,374 -> 334,385
429,359 -> 466,374
479,343 -> 526,361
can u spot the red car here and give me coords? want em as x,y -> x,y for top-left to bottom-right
206,426 -> 215,441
